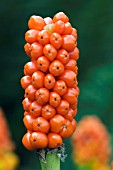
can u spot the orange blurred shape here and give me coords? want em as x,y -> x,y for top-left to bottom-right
72,116 -> 111,165
111,162 -> 113,170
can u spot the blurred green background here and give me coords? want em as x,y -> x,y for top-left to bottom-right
0,0 -> 113,169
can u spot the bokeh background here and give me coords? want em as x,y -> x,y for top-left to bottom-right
0,0 -> 113,169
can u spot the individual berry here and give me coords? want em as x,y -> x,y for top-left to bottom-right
22,132 -> 34,150
59,119 -> 73,138
28,15 -> 46,31
25,30 -> 39,44
71,119 -> 77,132
71,108 -> 77,117
50,33 -> 62,50
62,35 -> 76,52
38,30 -> 50,46
43,44 -> 57,61
24,43 -> 31,57
30,132 -> 48,148
50,115 -> 65,133
31,42 -> 43,60
44,74 -> 56,90
21,75 -> 32,89
42,104 -> 56,120
24,111 -> 29,116
22,98 -> 32,112
49,60 -> 64,77
44,17 -> 53,25
71,28 -> 77,39
64,108 -> 74,121
70,101 -> 78,110
53,12 -> 69,23
49,92 -> 61,108
23,115 -> 34,131
56,100 -> 69,116
53,80 -> 67,96
32,71 -> 45,88
48,133 -> 62,148
56,49 -> 69,64
24,61 -> 37,76
53,20 -> 65,34
29,101 -> 42,118
33,117 -> 50,133
62,22 -> 73,35
59,70 -> 76,87
25,85 -> 37,101
37,56 -> 50,73
64,59 -> 77,73
62,88 -> 79,105
35,88 -> 49,105
69,47 -> 79,60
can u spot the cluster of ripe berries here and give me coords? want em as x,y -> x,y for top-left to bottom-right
21,12 -> 79,150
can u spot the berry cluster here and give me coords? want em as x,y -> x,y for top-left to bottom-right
21,12 -> 79,150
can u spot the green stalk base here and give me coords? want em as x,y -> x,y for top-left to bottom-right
40,152 -> 60,170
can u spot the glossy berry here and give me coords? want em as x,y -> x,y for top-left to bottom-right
71,28 -> 77,39
64,59 -> 77,73
23,115 -> 34,131
50,33 -> 62,50
56,49 -> 69,64
53,80 -> 67,96
24,43 -> 31,57
59,119 -> 73,138
69,47 -> 79,60
22,98 -> 32,112
25,30 -> 39,44
62,35 -> 76,52
53,20 -> 65,34
49,60 -> 64,77
21,75 -> 32,89
30,132 -> 48,148
28,15 -> 46,31
24,61 -> 37,76
42,104 -> 56,120
63,22 -> 73,35
49,92 -> 61,108
44,74 -> 56,90
22,132 -> 34,150
53,12 -> 69,23
32,71 -> 45,88
56,100 -> 69,116
38,30 -> 50,46
35,88 -> 49,105
33,117 -> 50,133
37,56 -> 50,73
64,108 -> 74,121
44,17 -> 53,25
24,111 -> 29,116
29,101 -> 42,118
71,119 -> 77,132
48,133 -> 62,148
31,42 -> 43,60
43,44 -> 57,61
25,84 -> 37,101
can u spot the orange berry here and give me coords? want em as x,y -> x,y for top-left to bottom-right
22,132 -> 34,150
59,70 -> 76,87
62,88 -> 78,105
44,74 -> 55,90
62,35 -> 76,52
50,33 -> 62,49
25,85 -> 37,101
64,59 -> 77,73
59,119 -> 73,138
43,44 -> 57,61
44,17 -> 53,25
42,104 -> 56,120
25,30 -> 39,44
49,60 -> 64,77
37,56 -> 50,73
48,133 -> 62,148
53,20 -> 65,34
56,49 -> 69,64
33,117 -> 50,133
31,42 -> 43,60
50,115 -> 65,133
53,80 -> 67,96
24,61 -> 37,76
62,22 -> 73,35
49,92 -> 61,108
35,88 -> 49,105
71,119 -> 77,132
24,111 -> 29,116
21,75 -> 32,89
56,100 -> 69,116
22,98 -> 32,112
30,132 -> 48,149
24,43 -> 31,57
71,28 -> 77,39
69,47 -> 79,60
53,12 -> 69,23
29,101 -> 42,118
70,101 -> 78,110
64,108 -> 74,121
23,115 -> 34,131
38,30 -> 50,46
28,15 -> 46,31
71,108 -> 77,117
32,71 -> 45,88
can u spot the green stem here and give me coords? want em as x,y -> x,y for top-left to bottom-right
40,152 -> 60,170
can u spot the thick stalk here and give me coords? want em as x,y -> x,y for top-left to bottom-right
40,152 -> 60,170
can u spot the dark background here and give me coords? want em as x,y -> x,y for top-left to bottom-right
0,0 -> 113,169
